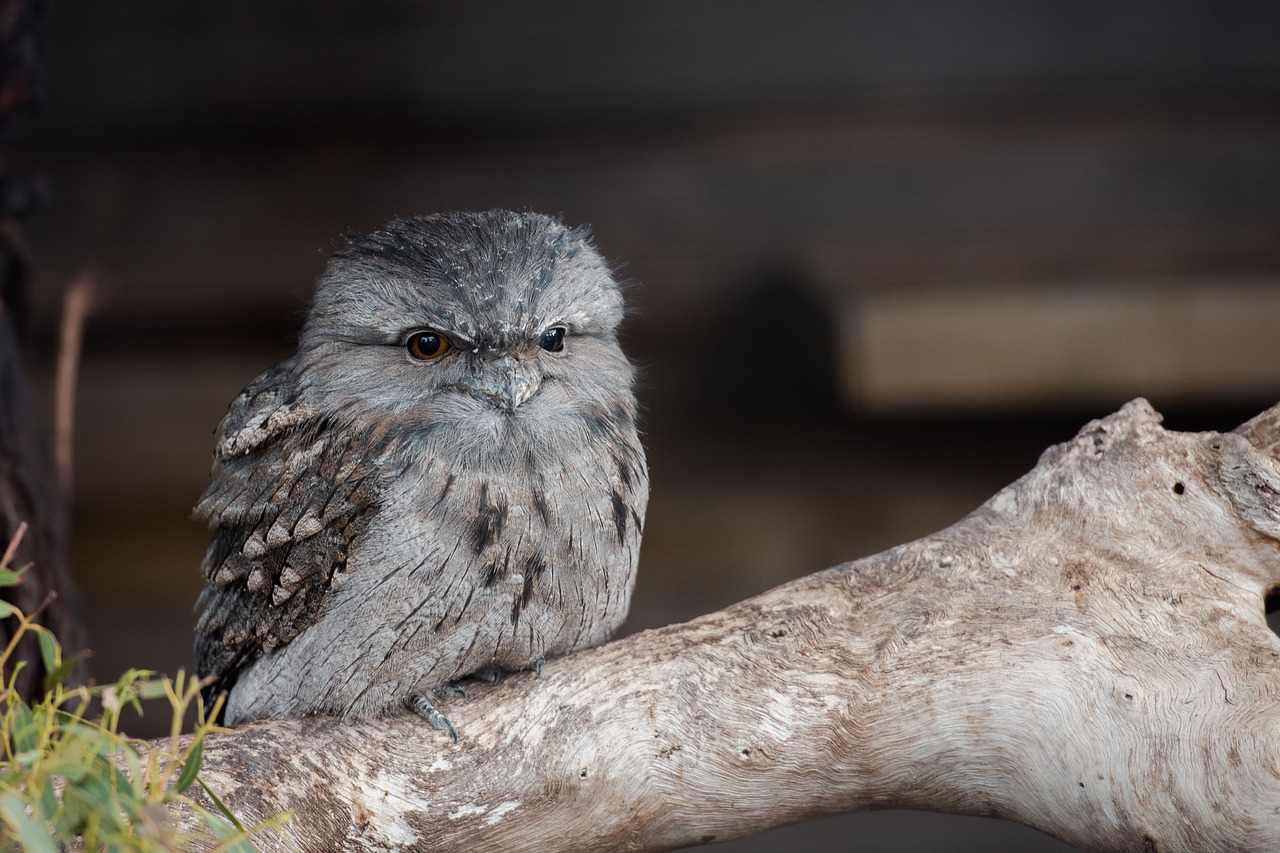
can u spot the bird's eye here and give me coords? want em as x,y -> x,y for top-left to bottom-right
406,329 -> 451,361
539,326 -> 566,353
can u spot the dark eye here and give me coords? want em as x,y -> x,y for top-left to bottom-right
539,326 -> 566,353
406,329 -> 450,361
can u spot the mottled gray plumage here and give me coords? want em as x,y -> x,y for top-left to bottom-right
193,210 -> 648,730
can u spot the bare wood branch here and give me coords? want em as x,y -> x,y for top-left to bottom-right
178,398 -> 1280,853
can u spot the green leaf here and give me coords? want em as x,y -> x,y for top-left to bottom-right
0,791 -> 57,853
225,835 -> 262,853
201,809 -> 261,853
197,776 -> 246,832
9,700 -> 37,755
119,745 -> 143,797
133,678 -> 170,701
42,650 -> 86,694
48,741 -> 96,786
0,599 -> 14,618
175,737 -> 204,794
0,566 -> 22,585
60,782 -> 95,834
37,629 -> 59,675
112,667 -> 158,686
36,777 -> 58,822
73,766 -> 128,835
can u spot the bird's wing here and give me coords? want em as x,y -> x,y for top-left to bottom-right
193,359 -> 382,704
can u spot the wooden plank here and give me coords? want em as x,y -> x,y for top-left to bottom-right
39,0 -> 1280,134
832,277 -> 1280,410
25,110 -> 1280,331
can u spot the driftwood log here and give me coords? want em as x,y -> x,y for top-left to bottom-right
181,398 -> 1280,852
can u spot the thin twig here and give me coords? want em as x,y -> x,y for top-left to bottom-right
1,521 -> 25,567
54,274 -> 95,494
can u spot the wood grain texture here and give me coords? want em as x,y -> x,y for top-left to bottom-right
167,398 -> 1280,851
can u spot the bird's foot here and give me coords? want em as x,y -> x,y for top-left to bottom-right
409,694 -> 458,742
435,663 -> 538,711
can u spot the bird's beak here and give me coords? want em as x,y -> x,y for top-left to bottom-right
472,356 -> 541,412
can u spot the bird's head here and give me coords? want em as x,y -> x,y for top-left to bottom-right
294,210 -> 638,456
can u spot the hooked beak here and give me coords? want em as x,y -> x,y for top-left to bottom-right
467,355 -> 542,412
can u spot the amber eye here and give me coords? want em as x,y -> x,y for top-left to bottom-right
406,329 -> 450,361
539,326 -> 566,353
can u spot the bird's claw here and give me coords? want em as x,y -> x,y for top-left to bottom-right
409,694 -> 458,742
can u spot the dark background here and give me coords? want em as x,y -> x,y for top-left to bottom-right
14,2 -> 1280,850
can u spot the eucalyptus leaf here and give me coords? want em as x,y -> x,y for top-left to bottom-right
37,629 -> 59,674
76,768 -> 128,834
198,776 -> 246,831
37,777 -> 58,822
42,650 -> 85,692
175,737 -> 204,794
10,700 -> 36,754
60,782 -> 96,833
0,791 -> 57,853
134,677 -> 171,700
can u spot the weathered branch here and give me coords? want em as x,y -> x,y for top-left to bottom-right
179,399 -> 1280,852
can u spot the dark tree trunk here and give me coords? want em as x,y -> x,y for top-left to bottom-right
0,0 -> 84,699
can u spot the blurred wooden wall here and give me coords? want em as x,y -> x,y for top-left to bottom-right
27,1 -> 1280,414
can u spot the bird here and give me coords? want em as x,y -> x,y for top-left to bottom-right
192,210 -> 648,737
